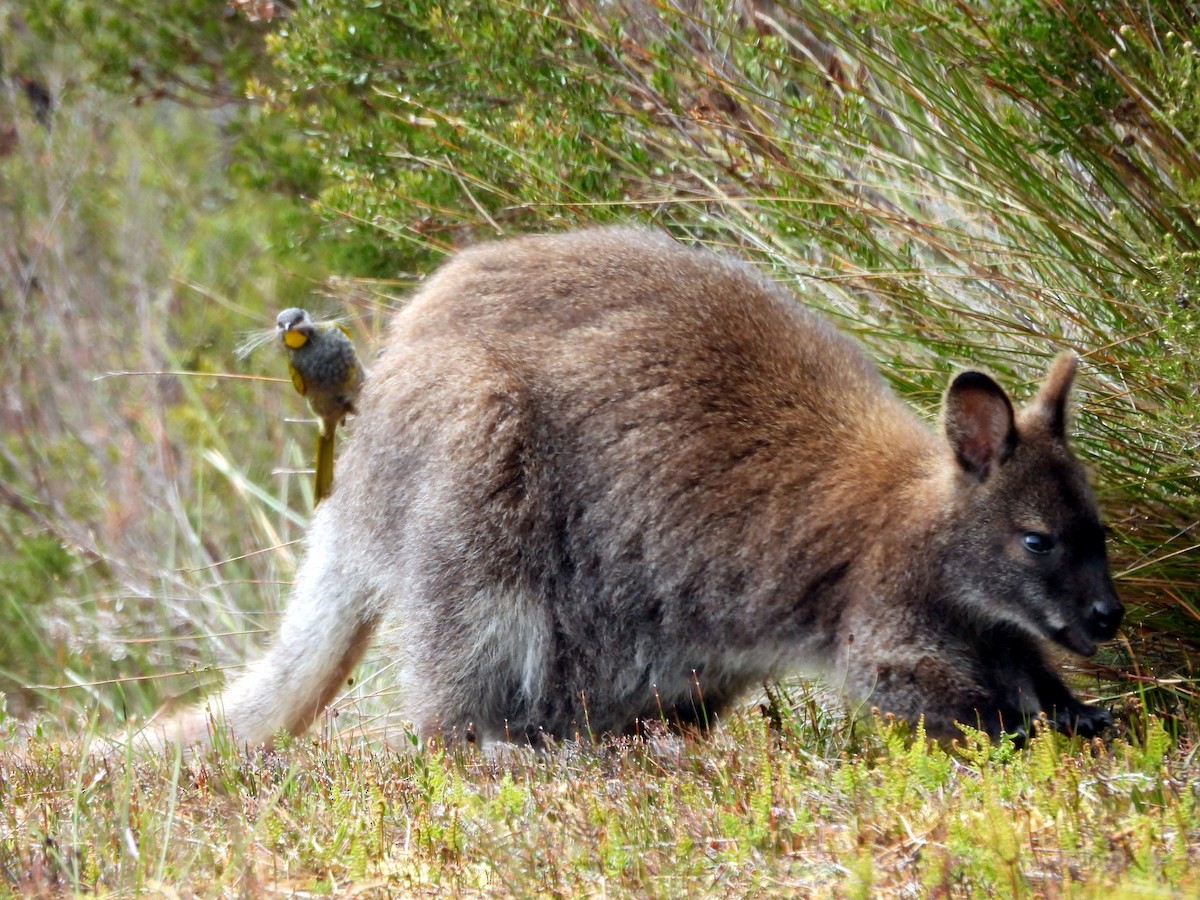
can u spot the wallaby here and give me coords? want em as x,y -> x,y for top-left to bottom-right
143,227 -> 1123,750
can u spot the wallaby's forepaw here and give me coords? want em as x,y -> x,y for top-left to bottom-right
1052,702 -> 1113,738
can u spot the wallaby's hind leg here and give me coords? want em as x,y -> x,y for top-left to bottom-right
132,511 -> 380,752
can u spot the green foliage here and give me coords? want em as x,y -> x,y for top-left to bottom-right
0,518 -> 80,713
253,0 -> 645,273
23,0 -> 271,105
0,523 -> 74,608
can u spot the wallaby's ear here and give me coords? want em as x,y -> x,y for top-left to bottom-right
944,371 -> 1017,481
1024,352 -> 1077,439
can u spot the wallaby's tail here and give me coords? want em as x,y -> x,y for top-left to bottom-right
116,511 -> 377,754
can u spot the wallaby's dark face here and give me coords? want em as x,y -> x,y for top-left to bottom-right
942,354 -> 1124,656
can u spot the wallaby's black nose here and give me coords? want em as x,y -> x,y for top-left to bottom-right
1088,598 -> 1124,638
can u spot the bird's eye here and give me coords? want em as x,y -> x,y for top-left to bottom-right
1022,531 -> 1055,555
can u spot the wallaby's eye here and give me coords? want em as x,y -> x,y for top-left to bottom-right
1022,531 -> 1055,555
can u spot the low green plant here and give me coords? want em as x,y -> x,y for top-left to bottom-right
10,708 -> 1197,895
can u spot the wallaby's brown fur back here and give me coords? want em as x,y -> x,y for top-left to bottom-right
141,227 -> 1123,750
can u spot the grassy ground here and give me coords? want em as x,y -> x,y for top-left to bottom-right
2,701 -> 1195,896
2,2 -> 1199,895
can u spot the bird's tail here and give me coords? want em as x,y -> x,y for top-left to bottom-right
314,428 -> 337,503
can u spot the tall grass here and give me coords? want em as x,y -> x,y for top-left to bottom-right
0,53 -> 327,722
577,0 -> 1200,702
2,0 -> 1196,739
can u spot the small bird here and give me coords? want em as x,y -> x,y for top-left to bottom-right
276,308 -> 365,502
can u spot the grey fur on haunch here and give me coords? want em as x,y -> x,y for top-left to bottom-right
145,227 -> 1123,750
